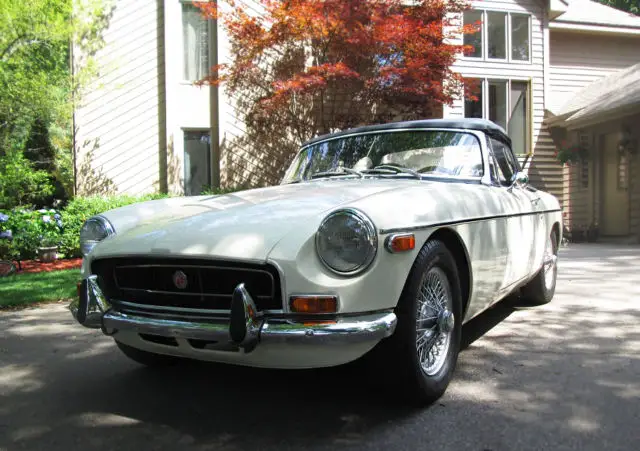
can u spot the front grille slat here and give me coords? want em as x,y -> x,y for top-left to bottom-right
91,257 -> 283,313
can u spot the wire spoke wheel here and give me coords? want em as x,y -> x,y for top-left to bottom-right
543,235 -> 558,291
415,266 -> 455,376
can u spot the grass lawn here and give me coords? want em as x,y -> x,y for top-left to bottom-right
0,269 -> 79,309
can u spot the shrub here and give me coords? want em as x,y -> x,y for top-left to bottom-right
0,150 -> 55,209
0,208 -> 63,260
58,193 -> 171,258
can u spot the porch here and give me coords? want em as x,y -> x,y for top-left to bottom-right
545,63 -> 640,244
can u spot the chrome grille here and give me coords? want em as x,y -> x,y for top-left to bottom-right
91,257 -> 283,313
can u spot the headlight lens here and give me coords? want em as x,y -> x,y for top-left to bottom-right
315,209 -> 377,275
80,216 -> 115,256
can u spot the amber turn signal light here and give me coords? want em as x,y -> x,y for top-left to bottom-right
290,296 -> 338,314
386,233 -> 415,253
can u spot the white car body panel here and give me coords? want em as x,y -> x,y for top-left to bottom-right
84,179 -> 561,323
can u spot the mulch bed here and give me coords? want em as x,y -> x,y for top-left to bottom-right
16,258 -> 82,274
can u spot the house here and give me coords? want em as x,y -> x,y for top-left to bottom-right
72,0 -> 640,242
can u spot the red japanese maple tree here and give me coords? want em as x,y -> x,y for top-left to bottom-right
195,0 -> 477,181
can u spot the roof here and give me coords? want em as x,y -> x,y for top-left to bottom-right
552,0 -> 640,30
547,62 -> 640,127
302,118 -> 510,147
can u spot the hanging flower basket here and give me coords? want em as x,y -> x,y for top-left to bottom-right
554,142 -> 588,166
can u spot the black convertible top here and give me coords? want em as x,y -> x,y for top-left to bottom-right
301,118 -> 511,148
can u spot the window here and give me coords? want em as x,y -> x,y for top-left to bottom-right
182,2 -> 209,81
184,131 -> 211,195
462,10 -> 531,62
463,10 -> 483,58
489,137 -> 518,186
464,78 -> 530,156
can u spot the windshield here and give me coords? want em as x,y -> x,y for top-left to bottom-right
281,129 -> 484,184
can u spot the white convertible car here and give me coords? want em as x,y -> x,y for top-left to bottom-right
71,118 -> 561,405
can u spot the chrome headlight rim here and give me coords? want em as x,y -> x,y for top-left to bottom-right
315,208 -> 378,277
80,215 -> 115,257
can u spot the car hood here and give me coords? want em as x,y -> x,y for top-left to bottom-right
89,180 -> 406,262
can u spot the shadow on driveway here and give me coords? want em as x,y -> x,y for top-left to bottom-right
1,244 -> 639,450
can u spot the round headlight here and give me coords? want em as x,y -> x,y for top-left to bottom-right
315,209 -> 377,275
80,216 -> 115,256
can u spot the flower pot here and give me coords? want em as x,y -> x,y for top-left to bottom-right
37,246 -> 58,263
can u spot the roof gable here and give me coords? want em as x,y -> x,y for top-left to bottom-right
552,0 -> 640,29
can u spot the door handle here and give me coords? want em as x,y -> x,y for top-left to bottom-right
531,198 -> 541,206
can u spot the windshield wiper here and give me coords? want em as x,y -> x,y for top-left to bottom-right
310,167 -> 364,179
361,164 -> 422,179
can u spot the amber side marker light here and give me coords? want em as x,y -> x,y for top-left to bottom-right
385,233 -> 415,253
290,296 -> 338,314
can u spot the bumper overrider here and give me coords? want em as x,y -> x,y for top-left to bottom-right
69,275 -> 398,353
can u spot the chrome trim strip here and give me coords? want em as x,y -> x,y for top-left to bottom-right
101,310 -> 397,345
379,208 -> 562,235
112,300 -> 283,315
117,287 -> 273,300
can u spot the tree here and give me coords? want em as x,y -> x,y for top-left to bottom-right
0,0 -> 114,206
195,0 -> 477,182
594,0 -> 639,15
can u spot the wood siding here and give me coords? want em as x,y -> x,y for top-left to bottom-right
548,31 -> 640,114
74,0 -> 165,196
444,1 -> 563,203
216,0 -> 293,189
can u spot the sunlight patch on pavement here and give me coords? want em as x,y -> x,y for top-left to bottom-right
0,365 -> 43,393
5,323 -> 74,337
65,340 -> 114,360
11,425 -> 52,442
74,412 -> 142,427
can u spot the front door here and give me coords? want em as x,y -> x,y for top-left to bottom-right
601,133 -> 630,236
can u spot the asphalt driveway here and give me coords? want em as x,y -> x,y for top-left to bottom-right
1,244 -> 639,451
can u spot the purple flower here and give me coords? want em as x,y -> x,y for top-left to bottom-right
0,213 -> 8,222
0,230 -> 12,239
42,215 -> 51,223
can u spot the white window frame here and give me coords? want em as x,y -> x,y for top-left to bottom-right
462,9 -> 532,64
463,77 -> 533,157
180,0 -> 213,84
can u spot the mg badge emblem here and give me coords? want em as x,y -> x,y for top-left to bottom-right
172,270 -> 188,290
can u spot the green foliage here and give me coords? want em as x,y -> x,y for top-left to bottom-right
0,0 -> 115,205
59,193 -> 171,257
594,0 -> 639,14
0,268 -> 78,308
0,149 -> 54,209
0,208 -> 62,260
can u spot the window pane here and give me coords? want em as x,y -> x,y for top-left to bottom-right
184,131 -> 211,195
490,138 -> 516,186
488,80 -> 507,131
463,10 -> 483,58
464,78 -> 483,118
487,12 -> 506,59
511,14 -> 530,61
509,81 -> 528,155
183,4 -> 209,81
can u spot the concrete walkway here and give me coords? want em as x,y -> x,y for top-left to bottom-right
1,244 -> 639,451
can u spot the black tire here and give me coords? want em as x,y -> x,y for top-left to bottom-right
373,239 -> 463,406
115,340 -> 181,367
520,231 -> 558,306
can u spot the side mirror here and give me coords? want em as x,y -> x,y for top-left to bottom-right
508,171 -> 528,191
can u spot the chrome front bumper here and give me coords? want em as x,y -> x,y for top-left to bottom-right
70,276 -> 397,352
